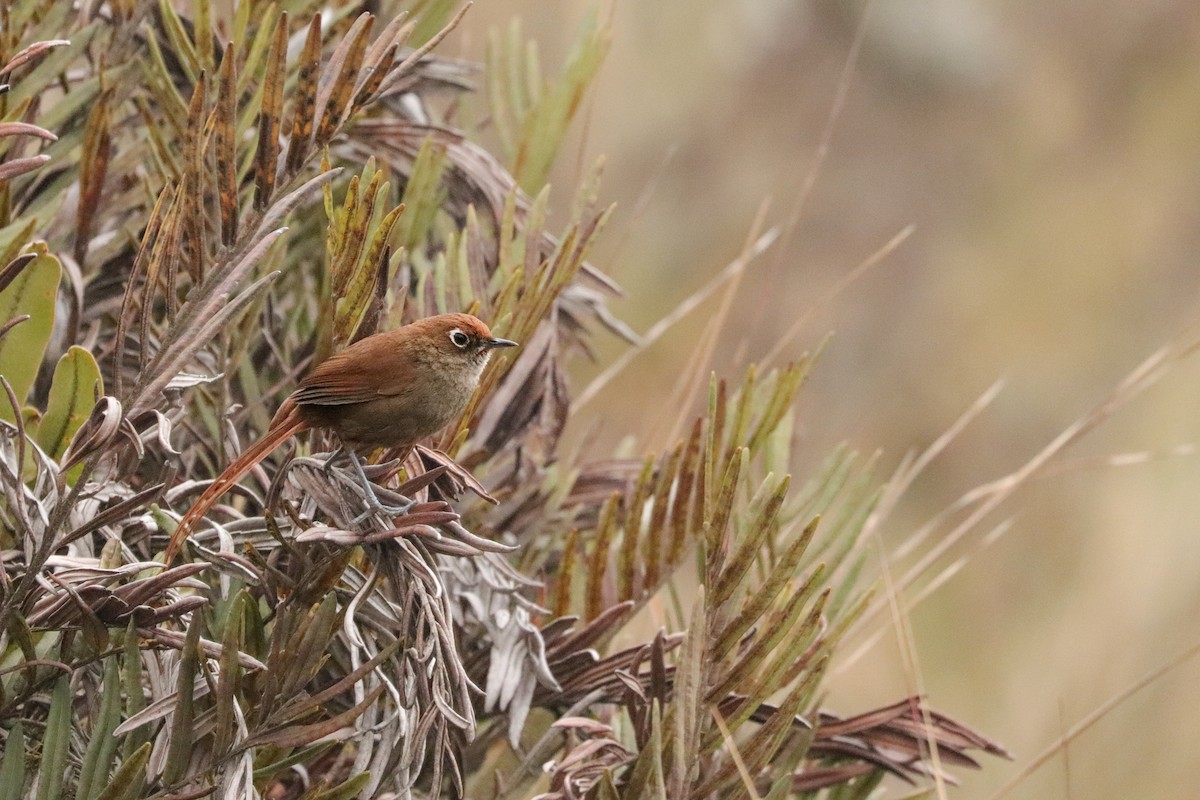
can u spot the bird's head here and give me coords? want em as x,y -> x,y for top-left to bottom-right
423,313 -> 518,368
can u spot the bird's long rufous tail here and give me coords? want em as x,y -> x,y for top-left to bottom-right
166,400 -> 308,563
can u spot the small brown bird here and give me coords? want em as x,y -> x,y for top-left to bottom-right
166,313 -> 517,562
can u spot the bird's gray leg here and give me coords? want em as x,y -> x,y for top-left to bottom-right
345,448 -> 412,523
322,445 -> 345,471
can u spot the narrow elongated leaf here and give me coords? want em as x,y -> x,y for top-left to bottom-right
617,454 -> 655,601
284,15 -> 323,175
309,772 -> 373,800
0,721 -> 26,800
241,684 -> 385,750
623,702 -> 666,799
277,594 -> 339,702
708,587 -> 830,704
507,11 -> 610,191
121,623 -> 149,759
74,89 -> 112,266
93,743 -> 152,800
216,43 -> 239,246
713,520 -> 822,660
138,184 -> 185,368
194,0 -> 214,69
155,0 -> 201,85
76,656 -> 124,800
237,2 -> 280,100
212,591 -> 246,757
704,447 -> 745,573
114,180 -> 171,397
585,492 -> 621,620
34,674 -> 72,800
711,473 -> 790,606
667,590 -> 706,796
254,12 -> 288,209
0,153 -> 50,180
393,137 -> 449,252
163,613 -> 202,785
313,13 -> 373,147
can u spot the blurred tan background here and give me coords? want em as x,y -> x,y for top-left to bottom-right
451,2 -> 1200,797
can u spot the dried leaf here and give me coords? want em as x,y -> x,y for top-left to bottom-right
284,14 -> 323,175
215,42 -> 239,246
313,13 -> 373,147
74,89 -> 112,265
254,12 -> 288,209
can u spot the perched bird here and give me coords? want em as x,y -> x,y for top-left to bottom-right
166,313 -> 517,562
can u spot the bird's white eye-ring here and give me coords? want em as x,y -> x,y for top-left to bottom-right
449,329 -> 470,348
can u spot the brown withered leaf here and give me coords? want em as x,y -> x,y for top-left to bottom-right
284,15 -> 323,175
313,12 -> 373,147
75,87 -> 113,266
352,13 -> 412,107
254,12 -> 288,209
215,43 -> 239,246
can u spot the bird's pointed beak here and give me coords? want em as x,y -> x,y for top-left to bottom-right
484,337 -> 518,349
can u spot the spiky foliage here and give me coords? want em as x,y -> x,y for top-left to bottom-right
0,2 -> 1006,799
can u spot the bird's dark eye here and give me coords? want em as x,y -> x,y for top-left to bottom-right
449,329 -> 470,348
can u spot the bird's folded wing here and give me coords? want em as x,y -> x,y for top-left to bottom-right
290,343 -> 412,407
291,351 -> 407,406
291,377 -> 379,405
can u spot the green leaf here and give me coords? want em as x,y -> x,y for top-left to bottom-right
393,137 -> 448,255
0,721 -> 26,800
163,614 -> 202,785
0,249 -> 60,422
35,673 -> 72,800
76,656 -> 123,800
155,0 -> 201,86
37,346 -> 103,464
624,701 -> 666,800
508,11 -> 610,192
93,742 -> 152,800
121,622 -> 149,760
212,591 -> 246,757
0,218 -> 38,268
411,0 -> 456,44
